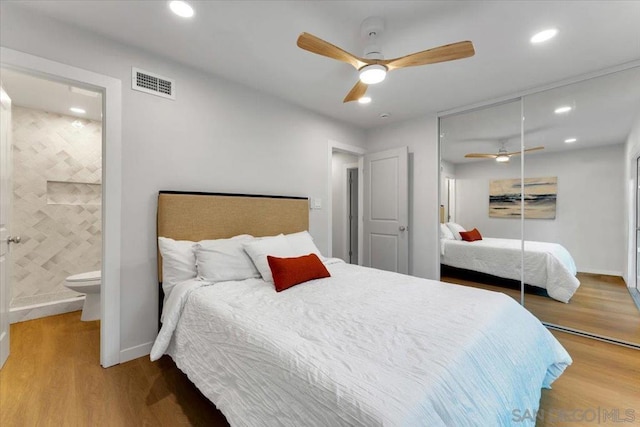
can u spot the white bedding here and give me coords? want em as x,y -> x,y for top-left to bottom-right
441,237 -> 580,303
151,259 -> 571,426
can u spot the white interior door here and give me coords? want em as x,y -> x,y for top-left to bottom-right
0,84 -> 13,369
363,147 -> 408,273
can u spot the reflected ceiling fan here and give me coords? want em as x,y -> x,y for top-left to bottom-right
465,146 -> 544,163
296,17 -> 475,103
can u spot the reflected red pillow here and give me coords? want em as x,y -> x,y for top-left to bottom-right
459,228 -> 482,242
267,253 -> 331,292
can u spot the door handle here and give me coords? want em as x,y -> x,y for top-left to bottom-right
7,236 -> 21,244
399,226 -> 406,232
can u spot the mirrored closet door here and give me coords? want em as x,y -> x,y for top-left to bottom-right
521,66 -> 640,345
439,65 -> 640,347
439,99 -> 526,303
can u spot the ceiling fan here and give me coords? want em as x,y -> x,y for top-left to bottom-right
296,17 -> 475,103
465,146 -> 544,163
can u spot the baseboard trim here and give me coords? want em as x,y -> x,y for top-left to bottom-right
579,269 -> 623,277
9,297 -> 85,324
119,341 -> 153,363
544,323 -> 640,350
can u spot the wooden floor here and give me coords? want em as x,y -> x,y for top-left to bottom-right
0,312 -> 228,427
442,272 -> 640,344
0,311 -> 638,426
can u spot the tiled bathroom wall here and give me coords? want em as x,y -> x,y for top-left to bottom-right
10,106 -> 102,308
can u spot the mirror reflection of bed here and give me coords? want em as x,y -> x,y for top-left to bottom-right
439,66 -> 640,346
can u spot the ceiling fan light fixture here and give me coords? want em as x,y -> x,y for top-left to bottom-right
495,154 -> 510,163
358,96 -> 372,104
359,64 -> 387,85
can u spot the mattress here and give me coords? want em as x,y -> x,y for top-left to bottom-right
151,259 -> 571,426
440,237 -> 580,303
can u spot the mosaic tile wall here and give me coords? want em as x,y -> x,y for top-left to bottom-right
11,106 -> 102,308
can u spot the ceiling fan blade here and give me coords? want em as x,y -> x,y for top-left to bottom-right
297,32 -> 367,70
524,145 -> 545,153
505,146 -> 545,156
464,153 -> 498,158
343,81 -> 369,103
383,41 -> 475,71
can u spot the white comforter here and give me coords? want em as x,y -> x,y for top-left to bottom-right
441,238 -> 580,303
151,260 -> 571,426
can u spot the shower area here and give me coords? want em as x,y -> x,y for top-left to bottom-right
2,68 -> 103,323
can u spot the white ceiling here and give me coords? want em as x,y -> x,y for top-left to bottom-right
0,68 -> 103,121
441,65 -> 640,163
9,0 -> 640,129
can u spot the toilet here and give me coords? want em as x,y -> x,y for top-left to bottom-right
65,270 -> 101,321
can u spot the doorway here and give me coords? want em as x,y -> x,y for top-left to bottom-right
2,68 -> 103,325
347,167 -> 359,264
331,150 -> 360,263
328,141 -> 365,263
0,47 -> 122,368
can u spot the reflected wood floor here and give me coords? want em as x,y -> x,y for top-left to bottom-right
0,311 -> 638,426
441,272 -> 640,344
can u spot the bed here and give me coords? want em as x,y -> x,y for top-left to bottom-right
440,235 -> 580,303
151,191 -> 572,426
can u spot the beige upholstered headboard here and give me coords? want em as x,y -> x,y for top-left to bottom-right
157,191 -> 310,283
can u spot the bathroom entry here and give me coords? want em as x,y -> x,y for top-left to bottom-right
1,68 -> 103,326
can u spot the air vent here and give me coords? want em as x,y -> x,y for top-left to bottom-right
131,67 -> 175,100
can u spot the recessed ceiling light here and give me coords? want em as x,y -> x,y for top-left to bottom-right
358,96 -> 372,105
564,138 -> 577,143
70,107 -> 86,114
554,105 -> 572,114
169,1 -> 194,18
531,28 -> 558,44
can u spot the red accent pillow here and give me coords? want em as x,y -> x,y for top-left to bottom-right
267,253 -> 331,292
459,228 -> 482,242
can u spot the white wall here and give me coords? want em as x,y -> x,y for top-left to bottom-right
365,116 -> 440,280
331,152 -> 358,262
0,5 -> 366,356
454,156 -> 524,239
624,112 -> 640,285
454,144 -> 625,275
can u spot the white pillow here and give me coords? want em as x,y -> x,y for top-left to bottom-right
195,235 -> 259,282
158,237 -> 196,298
243,234 -> 297,283
440,223 -> 455,240
285,231 -> 324,259
446,222 -> 466,240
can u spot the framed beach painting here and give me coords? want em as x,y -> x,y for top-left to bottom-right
489,177 -> 557,219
